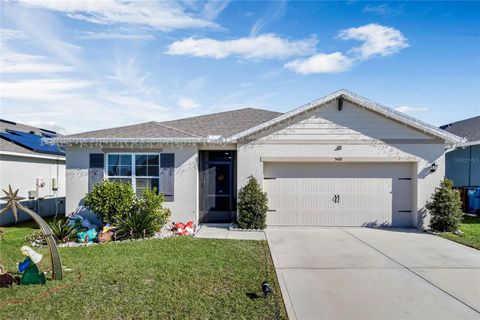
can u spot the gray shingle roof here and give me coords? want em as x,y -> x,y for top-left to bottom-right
0,119 -> 63,157
440,116 -> 480,142
63,108 -> 283,139
161,108 -> 283,137
65,121 -> 199,139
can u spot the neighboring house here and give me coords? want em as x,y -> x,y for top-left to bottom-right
440,116 -> 480,187
0,119 -> 66,226
48,90 -> 464,229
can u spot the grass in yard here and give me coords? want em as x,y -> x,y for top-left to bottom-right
0,221 -> 286,320
439,215 -> 480,250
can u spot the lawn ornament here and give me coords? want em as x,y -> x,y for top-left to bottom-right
175,221 -> 194,235
98,224 -> 115,243
18,246 -> 46,285
77,228 -> 98,243
261,281 -> 272,298
0,185 -> 63,280
0,264 -> 17,287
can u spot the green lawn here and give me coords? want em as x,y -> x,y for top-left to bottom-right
439,215 -> 480,250
0,221 -> 286,320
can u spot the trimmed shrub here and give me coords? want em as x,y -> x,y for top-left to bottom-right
117,188 -> 171,239
426,178 -> 463,232
84,180 -> 135,224
237,176 -> 268,230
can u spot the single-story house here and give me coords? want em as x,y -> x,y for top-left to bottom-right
440,116 -> 480,187
1,119 -> 66,226
47,90 -> 464,229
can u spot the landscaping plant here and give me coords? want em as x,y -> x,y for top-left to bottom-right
48,218 -> 77,243
117,188 -> 171,239
237,176 -> 268,230
426,178 -> 464,232
83,180 -> 135,224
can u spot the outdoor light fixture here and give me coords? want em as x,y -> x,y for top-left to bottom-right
262,281 -> 272,298
430,162 -> 438,173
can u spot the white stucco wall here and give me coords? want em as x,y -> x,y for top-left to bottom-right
0,153 -> 66,225
236,100 -> 447,228
0,153 -> 65,199
65,145 -> 198,223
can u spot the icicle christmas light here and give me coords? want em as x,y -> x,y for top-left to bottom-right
42,90 -> 464,150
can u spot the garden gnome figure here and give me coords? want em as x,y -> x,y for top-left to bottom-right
18,246 -> 46,285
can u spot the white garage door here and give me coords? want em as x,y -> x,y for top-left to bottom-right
264,162 -> 413,227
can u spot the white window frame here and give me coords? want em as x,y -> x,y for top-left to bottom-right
105,152 -> 161,193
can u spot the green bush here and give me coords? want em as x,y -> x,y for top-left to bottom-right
237,176 -> 268,230
84,180 -> 135,224
426,178 -> 463,232
48,218 -> 77,243
117,188 -> 171,239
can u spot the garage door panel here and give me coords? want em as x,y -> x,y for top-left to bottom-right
264,162 -> 412,227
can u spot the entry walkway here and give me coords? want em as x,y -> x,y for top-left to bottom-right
195,223 -> 266,240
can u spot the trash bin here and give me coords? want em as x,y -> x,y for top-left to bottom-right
466,188 -> 480,214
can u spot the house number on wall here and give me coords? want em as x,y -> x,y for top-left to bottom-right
334,157 -> 343,162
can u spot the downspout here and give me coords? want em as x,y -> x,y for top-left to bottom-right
468,146 -> 472,186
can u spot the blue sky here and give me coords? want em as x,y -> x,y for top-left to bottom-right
1,1 -> 479,134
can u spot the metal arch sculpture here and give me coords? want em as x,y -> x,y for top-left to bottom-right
0,185 -> 63,280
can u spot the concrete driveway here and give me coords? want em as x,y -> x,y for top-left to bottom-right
266,227 -> 480,320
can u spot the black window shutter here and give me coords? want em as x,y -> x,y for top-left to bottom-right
89,153 -> 104,168
160,153 -> 175,202
88,153 -> 104,191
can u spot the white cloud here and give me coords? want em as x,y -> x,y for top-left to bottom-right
100,90 -> 168,112
178,96 -> 200,110
166,34 -> 317,60
107,56 -> 158,95
78,31 -> 154,40
284,52 -> 353,74
24,120 -> 66,132
201,1 -> 231,20
1,51 -> 74,73
363,4 -> 403,16
338,23 -> 409,60
0,78 -> 94,101
0,28 -> 26,40
250,0 -> 286,36
18,0 -> 225,31
395,106 -> 429,114
0,27 -> 75,74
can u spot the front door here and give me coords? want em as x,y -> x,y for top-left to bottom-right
199,151 -> 236,223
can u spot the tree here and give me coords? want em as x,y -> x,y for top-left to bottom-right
426,178 -> 463,232
237,176 -> 268,230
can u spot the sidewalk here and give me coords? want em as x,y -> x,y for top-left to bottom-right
194,224 -> 266,240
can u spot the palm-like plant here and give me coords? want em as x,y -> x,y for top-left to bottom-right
0,185 -> 63,280
49,218 -> 78,243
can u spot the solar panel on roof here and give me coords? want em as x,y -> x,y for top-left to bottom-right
41,132 -> 56,138
0,130 -> 64,156
0,119 -> 16,125
40,128 -> 57,134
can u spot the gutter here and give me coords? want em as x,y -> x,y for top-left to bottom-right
0,150 -> 65,161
